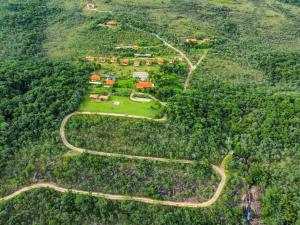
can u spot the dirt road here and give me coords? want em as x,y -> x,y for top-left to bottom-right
0,112 -> 230,208
0,160 -> 228,208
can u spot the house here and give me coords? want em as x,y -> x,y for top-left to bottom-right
90,94 -> 99,100
136,82 -> 154,89
99,56 -> 106,63
111,57 -> 118,63
105,21 -> 118,27
186,38 -> 198,44
121,59 -> 129,66
134,60 -> 141,66
145,59 -> 153,66
90,74 -> 100,81
132,72 -> 149,81
99,95 -> 109,101
157,58 -> 164,65
168,58 -> 175,64
90,74 -> 101,84
134,54 -> 152,57
85,56 -> 95,62
104,79 -> 115,87
132,45 -> 139,50
86,4 -> 95,10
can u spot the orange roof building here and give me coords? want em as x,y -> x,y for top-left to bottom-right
157,58 -> 164,65
90,74 -> 100,81
105,21 -> 118,27
111,57 -> 118,63
136,82 -> 154,89
186,38 -> 198,44
132,45 -> 139,50
145,59 -> 153,65
121,59 -> 129,65
104,79 -> 115,86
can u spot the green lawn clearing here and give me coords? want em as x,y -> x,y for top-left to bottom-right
79,95 -> 162,118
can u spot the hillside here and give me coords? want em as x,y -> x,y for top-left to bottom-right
0,0 -> 299,224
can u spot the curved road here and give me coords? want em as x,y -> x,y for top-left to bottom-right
0,163 -> 225,207
0,9 -> 222,208
0,112 -> 230,208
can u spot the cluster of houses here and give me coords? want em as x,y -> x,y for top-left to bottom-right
85,55 -> 175,66
89,71 -> 154,90
185,38 -> 210,44
89,73 -> 116,87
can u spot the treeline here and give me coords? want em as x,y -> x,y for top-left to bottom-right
0,187 -> 243,225
0,0 -> 93,178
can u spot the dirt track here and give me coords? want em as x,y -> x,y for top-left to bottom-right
0,112 -> 230,208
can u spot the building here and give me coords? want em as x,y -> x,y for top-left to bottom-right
186,38 -> 198,44
104,79 -> 115,87
86,4 -> 95,10
111,57 -> 118,63
90,94 -> 99,100
134,60 -> 141,66
89,94 -> 109,101
99,95 -> 109,101
121,59 -> 129,66
105,21 -> 118,27
157,58 -> 164,65
85,56 -> 95,62
89,74 -> 101,84
145,59 -> 153,66
132,45 -> 139,50
134,53 -> 152,57
99,56 -> 106,63
136,82 -> 154,89
132,72 -> 149,81
90,74 -> 100,81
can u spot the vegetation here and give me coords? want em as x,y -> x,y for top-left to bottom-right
0,0 -> 299,224
79,96 -> 163,118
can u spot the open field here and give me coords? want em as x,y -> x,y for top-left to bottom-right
78,96 -> 162,118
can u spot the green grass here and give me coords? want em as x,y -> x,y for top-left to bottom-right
79,95 -> 162,118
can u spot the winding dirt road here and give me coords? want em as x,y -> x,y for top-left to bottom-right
0,10 -> 226,208
127,24 -> 207,91
0,112 -> 230,208
0,164 -> 226,207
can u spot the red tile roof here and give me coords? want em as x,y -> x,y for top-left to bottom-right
104,80 -> 115,85
136,82 -> 154,89
90,74 -> 100,81
157,58 -> 164,64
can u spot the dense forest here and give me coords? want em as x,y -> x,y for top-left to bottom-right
0,0 -> 299,224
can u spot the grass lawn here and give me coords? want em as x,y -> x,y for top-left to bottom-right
79,95 -> 162,118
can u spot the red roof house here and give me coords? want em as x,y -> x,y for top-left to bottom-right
105,21 -> 118,27
104,79 -> 115,86
145,59 -> 153,66
157,58 -> 164,65
90,74 -> 100,81
111,57 -> 118,63
121,59 -> 129,66
136,82 -> 154,89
